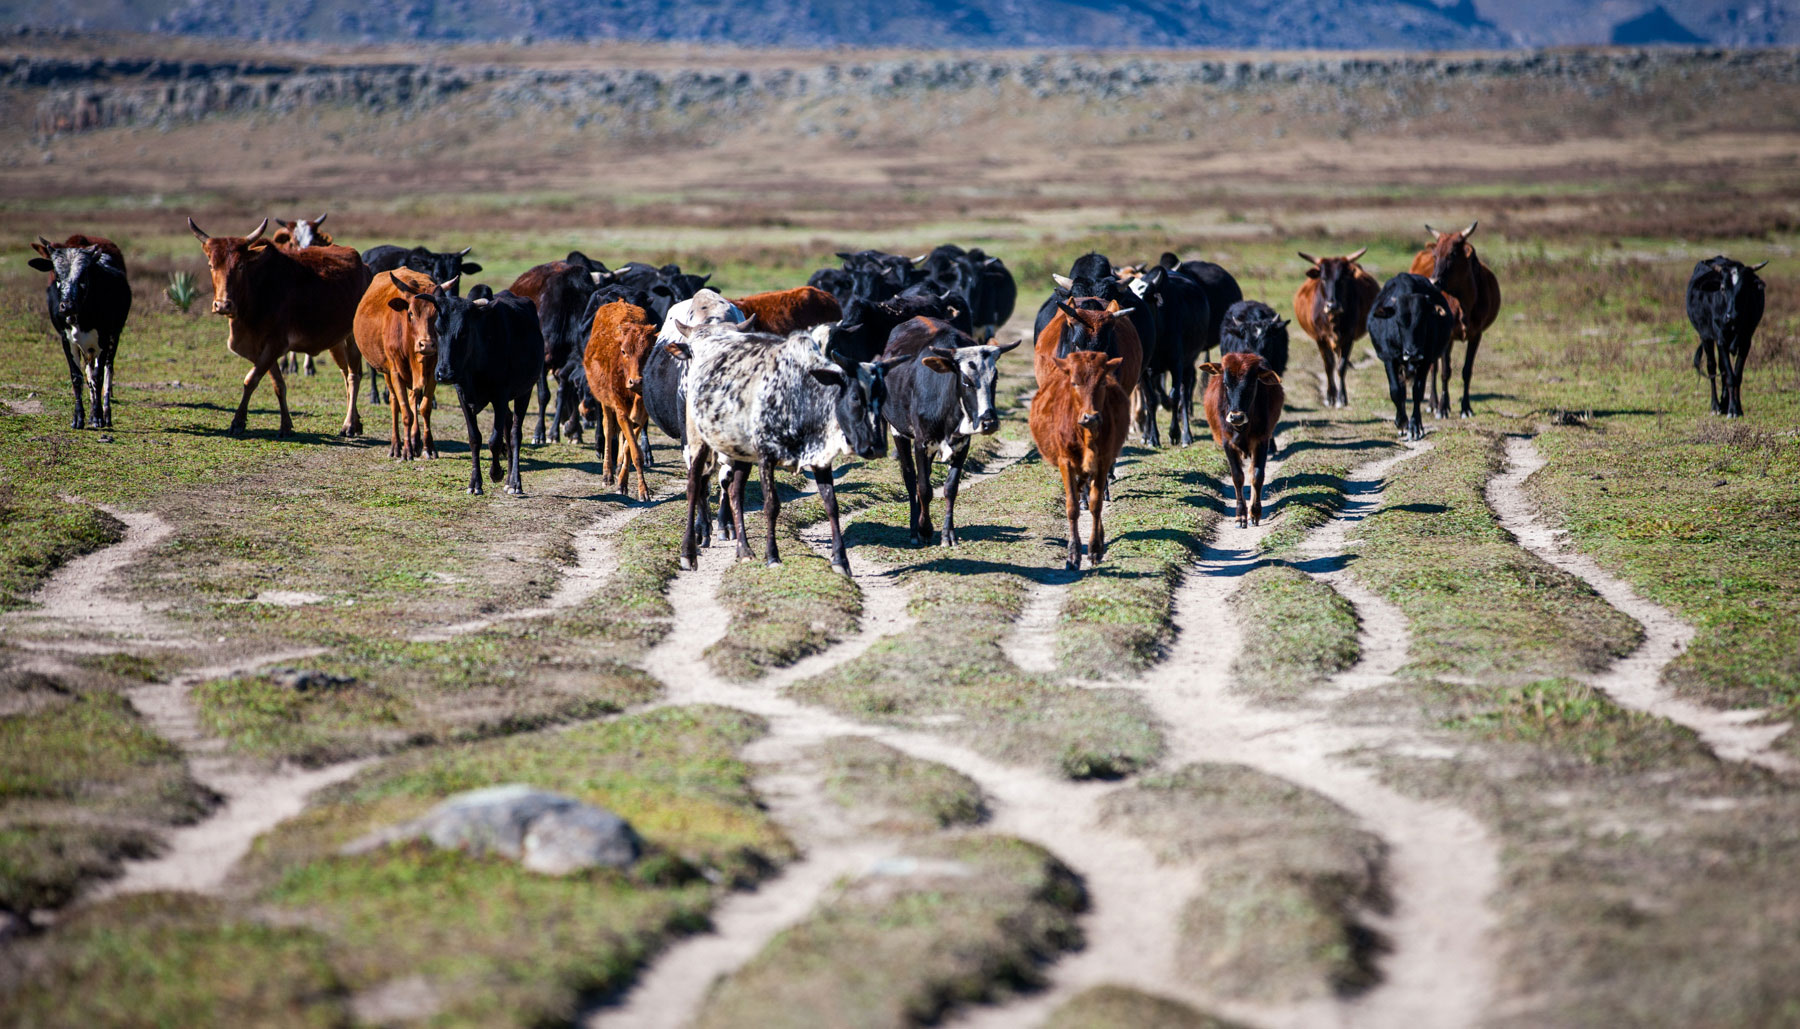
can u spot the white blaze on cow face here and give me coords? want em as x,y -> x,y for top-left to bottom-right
1127,277 -> 1151,300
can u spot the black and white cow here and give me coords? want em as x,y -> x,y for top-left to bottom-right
29,236 -> 131,429
668,323 -> 902,573
1367,273 -> 1457,442
1687,256 -> 1767,419
428,287 -> 545,495
645,291 -> 749,542
881,317 -> 1019,546
1220,300 -> 1290,377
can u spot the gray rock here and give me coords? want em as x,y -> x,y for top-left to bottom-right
269,667 -> 355,691
343,784 -> 641,874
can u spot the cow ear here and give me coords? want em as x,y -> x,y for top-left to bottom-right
1257,369 -> 1282,385
388,297 -> 411,312
665,341 -> 691,360
1305,266 -> 1321,279
1055,301 -> 1082,321
922,355 -> 954,374
810,365 -> 847,389
1198,362 -> 1221,377
460,262 -> 483,274
28,257 -> 53,272
1104,357 -> 1124,371
1434,305 -> 1448,318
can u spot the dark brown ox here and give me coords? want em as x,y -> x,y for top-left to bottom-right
188,217 -> 370,437
1409,221 -> 1502,418
1202,352 -> 1284,528
1293,247 -> 1379,408
354,269 -> 453,460
731,286 -> 842,335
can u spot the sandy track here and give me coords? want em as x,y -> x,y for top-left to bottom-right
17,503 -> 179,643
1488,435 -> 1795,772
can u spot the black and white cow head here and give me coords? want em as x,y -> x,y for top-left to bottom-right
922,339 -> 1020,436
29,241 -> 116,330
815,350 -> 908,460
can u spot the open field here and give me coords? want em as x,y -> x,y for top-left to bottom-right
3,34 -> 1800,1029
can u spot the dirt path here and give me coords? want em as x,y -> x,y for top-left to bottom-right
1487,435 -> 1795,772
16,503 -> 180,644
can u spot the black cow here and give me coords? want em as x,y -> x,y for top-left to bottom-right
362,245 -> 482,401
1127,264 -> 1213,446
1687,256 -> 1767,419
29,236 -> 130,429
968,248 -> 1017,340
565,250 -> 609,277
815,285 -> 971,367
1221,301 -> 1290,377
428,288 -> 545,495
508,261 -> 598,445
1367,274 -> 1457,442
808,267 -> 855,307
1159,253 -> 1243,359
881,318 -> 1019,546
835,250 -> 918,301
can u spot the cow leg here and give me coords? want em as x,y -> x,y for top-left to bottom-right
1139,376 -> 1161,448
367,366 -> 384,406
1062,466 -> 1083,570
98,338 -> 117,427
1224,446 -> 1248,527
461,398 -> 484,495
269,361 -> 295,438
730,461 -> 754,562
600,405 -> 619,483
717,472 -> 735,541
1728,340 -> 1750,419
506,395 -> 528,495
1458,330 -> 1481,418
533,372 -> 550,445
758,456 -> 783,566
1409,365 -> 1428,441
84,353 -> 104,431
61,338 -> 86,429
488,404 -> 506,482
1699,339 -> 1721,414
894,433 -> 923,545
1385,360 -> 1407,438
418,388 -> 437,459
624,417 -> 649,501
815,464 -> 850,574
1088,472 -> 1108,563
326,341 -> 363,438
941,439 -> 970,547
229,350 -> 281,437
1315,340 -> 1335,408
305,353 -> 316,377
914,439 -> 936,542
640,424 -> 654,470
1336,348 -> 1353,409
386,373 -> 404,459
682,444 -> 711,570
1249,440 -> 1269,526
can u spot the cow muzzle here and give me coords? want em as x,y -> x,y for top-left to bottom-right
1323,301 -> 1341,314
211,298 -> 235,316
1226,410 -> 1247,427
979,412 -> 1000,434
1078,411 -> 1100,428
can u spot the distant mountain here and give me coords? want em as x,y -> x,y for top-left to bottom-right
4,0 -> 1792,48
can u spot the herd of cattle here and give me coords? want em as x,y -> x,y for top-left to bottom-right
23,220 -> 1772,571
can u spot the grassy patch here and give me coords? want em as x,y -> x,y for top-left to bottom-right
708,510 -> 862,681
1441,677 -> 1710,768
193,633 -> 661,766
1100,763 -> 1387,1003
213,705 -> 792,1028
1,892 -> 348,1028
692,834 -> 1083,1029
0,688 -> 215,911
813,736 -> 986,833
1044,985 -> 1249,1029
0,490 -> 123,611
1228,564 -> 1359,701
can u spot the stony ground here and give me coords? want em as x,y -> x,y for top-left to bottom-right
4,38 -> 1800,1028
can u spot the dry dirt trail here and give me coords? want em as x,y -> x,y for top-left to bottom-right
1488,435 -> 1795,773
967,439 -> 1498,1029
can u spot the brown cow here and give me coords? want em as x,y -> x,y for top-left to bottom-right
1033,300 -> 1142,393
1293,247 -> 1380,408
582,300 -> 659,500
271,215 -> 332,250
354,269 -> 453,461
731,286 -> 842,335
188,217 -> 369,438
1030,350 -> 1130,570
1202,352 -> 1285,528
1409,222 -> 1501,418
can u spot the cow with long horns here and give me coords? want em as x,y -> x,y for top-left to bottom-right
188,216 -> 370,438
1409,222 -> 1502,418
1294,247 -> 1379,408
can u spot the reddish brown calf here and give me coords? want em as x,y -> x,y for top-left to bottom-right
354,269 -> 450,460
1294,247 -> 1379,408
1030,350 -> 1130,570
732,286 -> 842,335
1202,352 -> 1284,528
582,300 -> 659,500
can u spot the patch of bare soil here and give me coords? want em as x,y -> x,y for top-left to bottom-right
1488,435 -> 1795,772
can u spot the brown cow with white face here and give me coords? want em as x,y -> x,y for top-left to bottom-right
189,216 -> 370,438
1294,247 -> 1379,408
1409,221 -> 1502,419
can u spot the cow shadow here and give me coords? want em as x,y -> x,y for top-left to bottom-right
1278,437 -> 1397,457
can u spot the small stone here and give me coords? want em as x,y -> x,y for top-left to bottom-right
269,667 -> 356,691
343,784 -> 640,874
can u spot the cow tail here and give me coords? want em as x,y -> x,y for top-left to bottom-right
1692,342 -> 1704,374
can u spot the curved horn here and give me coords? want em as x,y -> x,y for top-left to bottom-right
244,218 -> 269,244
1052,273 -> 1074,290
458,246 -> 473,257
187,217 -> 210,242
438,274 -> 460,293
389,272 -> 424,295
1345,246 -> 1368,263
313,213 -> 327,226
1297,251 -> 1320,265
994,339 -> 1022,354
1424,224 -> 1439,238
1460,220 -> 1479,239
1750,260 -> 1770,272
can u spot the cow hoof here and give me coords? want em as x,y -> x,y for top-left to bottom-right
1064,558 -> 1080,571
468,487 -> 483,496
1460,410 -> 1474,419
506,487 -> 524,497
830,563 -> 850,576
767,559 -> 782,569
227,423 -> 246,438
